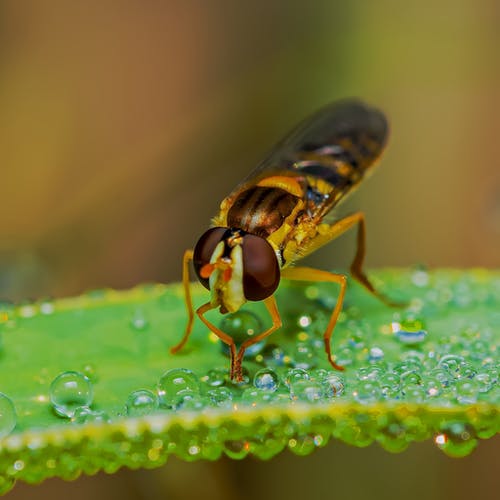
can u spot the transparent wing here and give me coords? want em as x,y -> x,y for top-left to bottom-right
237,99 -> 389,218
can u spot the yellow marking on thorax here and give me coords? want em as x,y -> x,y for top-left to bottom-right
256,176 -> 303,197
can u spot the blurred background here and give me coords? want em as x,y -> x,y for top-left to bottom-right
1,0 -> 498,498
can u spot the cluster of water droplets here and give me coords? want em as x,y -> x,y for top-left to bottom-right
0,271 -> 497,461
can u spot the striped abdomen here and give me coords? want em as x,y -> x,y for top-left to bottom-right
226,186 -> 299,238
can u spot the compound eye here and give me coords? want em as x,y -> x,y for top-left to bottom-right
193,227 -> 227,289
242,234 -> 280,301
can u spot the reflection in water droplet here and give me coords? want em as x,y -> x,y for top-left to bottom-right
0,393 -> 17,437
49,371 -> 94,418
157,368 -> 200,408
253,369 -> 279,392
201,368 -> 227,387
322,373 -> 345,397
219,310 -> 265,357
126,389 -> 159,416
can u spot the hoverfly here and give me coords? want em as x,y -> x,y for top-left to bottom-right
171,99 -> 398,381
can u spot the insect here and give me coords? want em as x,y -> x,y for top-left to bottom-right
171,99 -> 399,381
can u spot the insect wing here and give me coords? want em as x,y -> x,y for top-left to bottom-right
237,99 -> 389,217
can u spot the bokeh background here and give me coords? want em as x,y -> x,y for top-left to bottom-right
1,1 -> 498,499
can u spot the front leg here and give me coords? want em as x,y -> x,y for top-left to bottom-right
170,249 -> 195,354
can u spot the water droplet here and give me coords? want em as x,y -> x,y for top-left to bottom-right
435,433 -> 447,445
13,460 -> 24,471
438,354 -> 466,376
241,388 -> 274,406
290,380 -> 324,402
157,368 -> 200,408
81,363 -> 98,383
475,372 -> 494,393
357,366 -> 383,381
73,407 -> 111,424
0,393 -> 17,437
126,389 -> 159,416
304,286 -> 319,300
39,298 -> 55,315
352,381 -> 382,404
178,394 -> 210,411
380,373 -> 401,399
400,371 -> 422,386
261,344 -> 287,367
423,377 -> 443,397
207,387 -> 233,407
292,341 -> 316,369
322,373 -> 345,397
435,422 -> 477,457
129,309 -> 149,331
368,346 -> 385,362
455,379 -> 479,404
396,329 -> 428,345
298,315 -> 312,328
201,368 -> 227,387
411,267 -> 430,287
429,368 -> 453,388
49,371 -> 94,418
401,384 -> 425,402
219,310 -> 265,356
393,359 -> 423,376
253,369 -> 279,392
283,368 -> 310,388
224,439 -> 250,459
334,346 -> 354,367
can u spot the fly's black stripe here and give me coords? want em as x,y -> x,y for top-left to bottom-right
240,187 -> 275,228
266,190 -> 289,213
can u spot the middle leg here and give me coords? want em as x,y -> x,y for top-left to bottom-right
281,266 -> 347,370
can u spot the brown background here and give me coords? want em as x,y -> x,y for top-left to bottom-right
1,1 -> 498,499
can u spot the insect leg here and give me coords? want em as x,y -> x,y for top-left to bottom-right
321,212 -> 403,306
233,296 -> 282,382
195,302 -> 239,379
281,267 -> 346,370
170,249 -> 195,354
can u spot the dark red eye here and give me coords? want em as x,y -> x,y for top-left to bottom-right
242,234 -> 280,301
193,227 -> 227,289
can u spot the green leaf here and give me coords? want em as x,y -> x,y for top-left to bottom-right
0,269 -> 498,494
